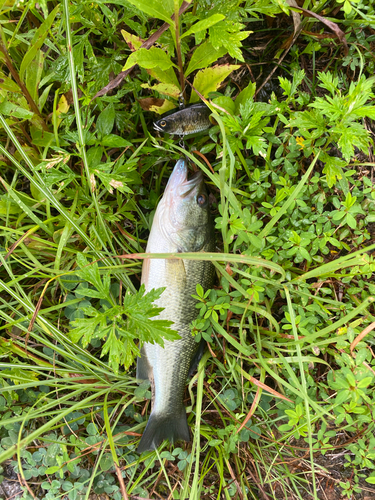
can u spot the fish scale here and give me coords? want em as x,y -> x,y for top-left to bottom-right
136,159 -> 214,453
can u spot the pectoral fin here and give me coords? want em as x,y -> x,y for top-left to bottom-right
165,258 -> 187,287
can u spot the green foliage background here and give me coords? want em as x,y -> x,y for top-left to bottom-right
1,0 -> 375,499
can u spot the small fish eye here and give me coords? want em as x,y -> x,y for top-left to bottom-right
197,194 -> 207,206
160,120 -> 166,127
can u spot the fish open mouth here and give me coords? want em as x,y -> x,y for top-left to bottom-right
153,122 -> 163,133
165,160 -> 203,198
180,170 -> 203,197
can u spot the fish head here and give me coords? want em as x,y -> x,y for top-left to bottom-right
154,113 -> 182,135
159,159 -> 212,252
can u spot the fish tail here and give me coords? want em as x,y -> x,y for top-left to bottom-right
137,408 -> 190,453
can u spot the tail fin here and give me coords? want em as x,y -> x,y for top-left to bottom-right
137,408 -> 190,453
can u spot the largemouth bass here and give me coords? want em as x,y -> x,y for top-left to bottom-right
137,159 -> 214,453
153,103 -> 212,136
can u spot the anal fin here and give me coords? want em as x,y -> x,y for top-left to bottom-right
136,346 -> 151,381
188,340 -> 205,378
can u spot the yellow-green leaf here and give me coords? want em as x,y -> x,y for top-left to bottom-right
141,82 -> 180,98
121,29 -> 143,51
123,47 -> 176,72
0,73 -> 19,93
190,64 -> 240,103
56,94 -> 70,128
150,99 -> 176,115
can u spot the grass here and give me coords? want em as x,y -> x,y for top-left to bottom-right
2,0 -> 375,499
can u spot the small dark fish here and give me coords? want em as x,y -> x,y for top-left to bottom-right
154,103 -> 212,136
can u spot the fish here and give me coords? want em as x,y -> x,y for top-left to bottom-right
136,159 -> 215,453
153,103 -> 212,136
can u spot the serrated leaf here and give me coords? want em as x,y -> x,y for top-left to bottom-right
148,66 -> 180,88
234,82 -> 256,113
123,47 -> 176,72
94,171 -> 133,194
185,42 -> 227,77
76,253 -> 110,296
121,29 -> 143,51
123,0 -> 174,25
209,20 -> 251,62
181,13 -> 225,39
101,329 -> 134,373
322,155 -> 345,188
190,64 -> 240,103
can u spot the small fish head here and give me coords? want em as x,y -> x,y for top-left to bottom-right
160,160 -> 211,252
154,115 -> 180,135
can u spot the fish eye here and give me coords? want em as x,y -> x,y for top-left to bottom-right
160,120 -> 167,127
197,194 -> 207,207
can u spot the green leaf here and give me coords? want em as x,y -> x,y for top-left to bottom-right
213,96 -> 235,114
45,466 -> 61,475
185,41 -> 227,77
123,0 -> 174,25
299,247 -> 311,262
322,155 -> 345,188
148,66 -> 180,88
346,213 -> 357,229
357,377 -> 373,389
121,29 -> 143,51
101,329 -> 133,374
19,5 -> 60,82
234,82 -> 256,114
100,134 -> 132,148
209,20 -> 251,62
0,101 -> 33,120
181,14 -> 225,39
97,104 -> 115,138
99,453 -> 114,471
123,47 -> 176,72
74,288 -> 107,299
0,73 -> 20,93
76,253 -> 110,297
93,171 -> 133,194
190,64 -> 240,103
26,50 -> 45,103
